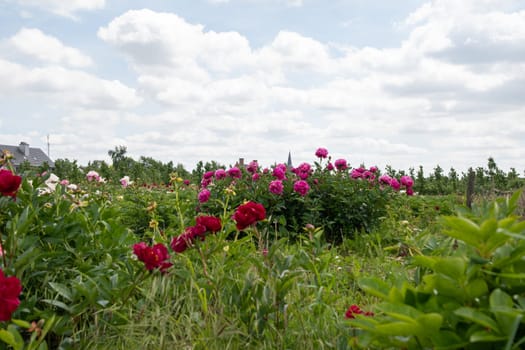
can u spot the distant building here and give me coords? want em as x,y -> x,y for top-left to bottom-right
0,142 -> 55,170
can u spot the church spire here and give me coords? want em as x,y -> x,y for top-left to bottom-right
287,151 -> 293,169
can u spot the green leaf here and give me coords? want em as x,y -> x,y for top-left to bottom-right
441,216 -> 482,248
415,313 -> 443,337
49,282 -> 73,302
358,277 -> 391,300
374,322 -> 419,336
431,330 -> 469,349
490,289 -> 513,309
454,307 -> 500,332
0,329 -> 17,347
469,330 -> 507,343
465,279 -> 489,299
434,257 -> 466,280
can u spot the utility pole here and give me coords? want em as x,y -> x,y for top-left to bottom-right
47,134 -> 50,158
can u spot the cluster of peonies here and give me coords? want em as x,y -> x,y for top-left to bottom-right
345,304 -> 374,319
379,174 -> 415,195
0,169 -> 22,198
0,268 -> 22,321
133,201 -> 268,272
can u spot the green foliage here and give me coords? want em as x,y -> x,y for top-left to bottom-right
349,190 -> 525,349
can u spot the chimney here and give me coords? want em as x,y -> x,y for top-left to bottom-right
19,142 -> 29,157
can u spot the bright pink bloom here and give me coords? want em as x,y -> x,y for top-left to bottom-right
406,187 -> 414,196
351,168 -> 364,179
326,162 -> 334,171
246,161 -> 259,174
400,175 -> 414,188
203,171 -> 215,180
252,173 -> 260,181
227,167 -> 242,178
198,189 -> 211,203
133,242 -> 172,273
269,180 -> 284,195
293,180 -> 310,196
0,169 -> 22,198
334,159 -> 348,171
390,178 -> 401,191
0,269 -> 22,321
60,179 -> 69,186
369,166 -> 378,173
233,201 -> 266,230
272,166 -> 286,180
183,179 -> 190,186
295,162 -> 312,180
214,169 -> 226,180
379,174 -> 392,185
315,147 -> 328,158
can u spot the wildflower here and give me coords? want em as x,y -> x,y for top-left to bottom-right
198,189 -> 211,203
269,180 -> 284,195
0,169 -> 22,197
133,242 -> 172,273
233,201 -> 266,230
315,147 -> 328,159
345,304 -> 374,319
293,180 -> 310,196
334,159 -> 348,171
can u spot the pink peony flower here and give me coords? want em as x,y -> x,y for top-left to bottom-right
227,167 -> 242,179
406,187 -> 414,196
133,242 -> 172,273
326,162 -> 334,171
120,176 -> 132,188
400,175 -> 414,188
293,180 -> 310,196
198,189 -> 211,203
252,173 -> 260,181
246,161 -> 259,174
214,169 -> 226,180
86,170 -> 100,182
203,171 -> 215,180
315,147 -> 329,159
272,166 -> 286,180
390,178 -> 401,191
334,159 -> 348,171
269,180 -> 284,195
0,268 -> 22,321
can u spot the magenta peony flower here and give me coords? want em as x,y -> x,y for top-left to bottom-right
272,166 -> 286,180
214,169 -> 226,180
293,180 -> 310,196
390,178 -> 401,191
400,175 -> 414,188
315,147 -> 328,159
203,171 -> 215,180
326,162 -> 334,171
334,159 -> 348,171
269,180 -> 284,195
198,189 -> 211,203
295,162 -> 312,180
196,215 -> 222,233
227,167 -> 242,178
246,161 -> 259,174
369,166 -> 378,173
406,187 -> 414,196
252,173 -> 260,181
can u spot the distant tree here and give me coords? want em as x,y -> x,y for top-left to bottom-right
54,158 -> 83,183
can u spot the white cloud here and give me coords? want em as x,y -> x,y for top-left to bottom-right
0,58 -> 141,109
9,28 -> 93,67
15,0 -> 105,18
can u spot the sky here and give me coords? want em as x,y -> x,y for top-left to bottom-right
0,0 -> 524,174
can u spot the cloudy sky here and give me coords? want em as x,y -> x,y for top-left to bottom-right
0,0 -> 524,174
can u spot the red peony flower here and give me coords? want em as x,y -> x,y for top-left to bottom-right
0,268 -> 22,321
345,304 -> 374,319
170,232 -> 192,253
233,201 -> 266,230
0,169 -> 22,198
196,216 -> 222,233
133,242 -> 172,272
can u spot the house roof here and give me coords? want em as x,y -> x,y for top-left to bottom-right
0,143 -> 55,168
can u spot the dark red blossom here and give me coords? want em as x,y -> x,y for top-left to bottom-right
345,304 -> 374,319
233,201 -> 266,230
133,242 -> 172,273
170,233 -> 192,253
196,215 -> 222,233
0,268 -> 22,321
0,169 -> 22,198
